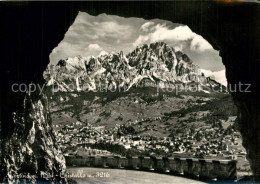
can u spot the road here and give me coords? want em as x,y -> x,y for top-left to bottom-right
67,167 -> 205,184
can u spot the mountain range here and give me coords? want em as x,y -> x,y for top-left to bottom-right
44,42 -> 226,93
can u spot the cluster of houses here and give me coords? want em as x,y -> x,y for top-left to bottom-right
54,119 -> 244,160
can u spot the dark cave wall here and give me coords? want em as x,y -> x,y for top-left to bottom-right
0,2 -> 78,136
1,1 -> 260,181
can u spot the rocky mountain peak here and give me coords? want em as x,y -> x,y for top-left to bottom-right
44,42 -> 226,93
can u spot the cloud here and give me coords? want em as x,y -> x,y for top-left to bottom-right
83,44 -> 104,56
134,24 -> 213,52
200,69 -> 227,86
72,12 -> 133,41
173,45 -> 183,52
64,12 -> 133,44
87,44 -> 102,51
92,21 -> 132,40
140,22 -> 155,32
133,35 -> 150,47
50,12 -> 222,73
55,41 -> 82,56
98,50 -> 109,57
190,35 -> 213,52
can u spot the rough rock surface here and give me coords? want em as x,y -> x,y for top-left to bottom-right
44,42 -> 226,93
1,93 -> 66,183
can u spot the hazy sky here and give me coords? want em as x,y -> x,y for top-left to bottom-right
49,12 -> 225,72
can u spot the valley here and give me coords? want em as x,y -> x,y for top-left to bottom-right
47,89 -> 250,174
44,41 -> 251,177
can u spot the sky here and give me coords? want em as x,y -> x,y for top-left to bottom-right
49,11 -> 225,73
